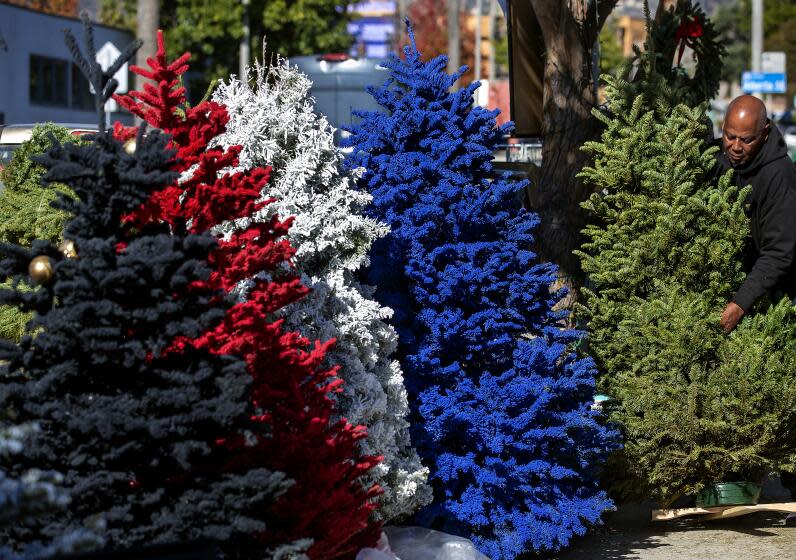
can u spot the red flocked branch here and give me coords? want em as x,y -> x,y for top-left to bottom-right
115,30 -> 382,559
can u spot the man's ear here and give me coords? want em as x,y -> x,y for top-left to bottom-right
763,120 -> 771,141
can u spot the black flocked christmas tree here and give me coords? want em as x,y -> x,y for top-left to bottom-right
0,17 -> 301,558
0,422 -> 102,560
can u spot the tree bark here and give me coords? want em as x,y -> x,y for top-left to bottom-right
527,0 -> 618,282
136,0 -> 160,91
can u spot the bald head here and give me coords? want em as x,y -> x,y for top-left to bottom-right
726,95 -> 768,130
722,95 -> 770,167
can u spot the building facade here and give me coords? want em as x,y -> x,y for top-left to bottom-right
348,1 -> 397,59
0,3 -> 133,126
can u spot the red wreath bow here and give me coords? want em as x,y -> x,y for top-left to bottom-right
675,16 -> 704,66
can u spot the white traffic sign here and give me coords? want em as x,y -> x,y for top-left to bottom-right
762,52 -> 786,74
95,41 -> 128,113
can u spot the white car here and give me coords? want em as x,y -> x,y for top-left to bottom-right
782,125 -> 796,162
0,123 -> 97,190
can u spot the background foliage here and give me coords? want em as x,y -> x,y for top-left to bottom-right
599,20 -> 626,77
100,0 -> 355,99
3,0 -> 77,17
714,0 -> 796,100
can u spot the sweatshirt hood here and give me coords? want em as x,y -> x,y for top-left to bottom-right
727,121 -> 790,178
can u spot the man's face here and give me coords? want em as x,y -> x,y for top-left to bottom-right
722,114 -> 769,168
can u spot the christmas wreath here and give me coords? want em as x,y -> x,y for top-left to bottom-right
640,0 -> 725,106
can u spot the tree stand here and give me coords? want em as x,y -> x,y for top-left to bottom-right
652,503 -> 796,522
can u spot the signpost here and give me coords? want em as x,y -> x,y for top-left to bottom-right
95,42 -> 129,127
743,51 -> 787,95
762,51 -> 786,74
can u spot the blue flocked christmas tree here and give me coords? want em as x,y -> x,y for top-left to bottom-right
344,22 -> 619,558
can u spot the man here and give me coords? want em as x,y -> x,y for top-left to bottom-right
717,95 -> 796,333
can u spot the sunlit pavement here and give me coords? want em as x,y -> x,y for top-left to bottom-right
554,502 -> 796,560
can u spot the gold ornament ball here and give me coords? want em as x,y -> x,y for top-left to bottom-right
28,256 -> 54,285
123,138 -> 136,155
58,239 -> 78,259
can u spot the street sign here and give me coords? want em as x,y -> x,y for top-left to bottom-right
475,78 -> 490,107
95,41 -> 128,113
762,51 -> 786,74
742,71 -> 787,94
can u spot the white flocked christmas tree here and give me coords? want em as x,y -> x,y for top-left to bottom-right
212,57 -> 432,521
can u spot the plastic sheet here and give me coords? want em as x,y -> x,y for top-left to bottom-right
356,532 -> 399,560
385,526 -> 490,560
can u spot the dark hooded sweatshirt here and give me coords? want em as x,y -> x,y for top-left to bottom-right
714,123 -> 796,311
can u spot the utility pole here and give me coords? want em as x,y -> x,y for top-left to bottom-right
474,0 -> 483,82
751,0 -> 763,73
398,0 -> 408,21
487,0 -> 496,83
136,0 -> 160,92
396,0 -> 408,48
448,0 -> 460,78
240,0 -> 250,79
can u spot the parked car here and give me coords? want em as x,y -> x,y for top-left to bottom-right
0,123 -> 97,190
289,54 -> 387,146
782,124 -> 796,162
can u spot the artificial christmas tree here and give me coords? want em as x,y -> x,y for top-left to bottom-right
344,25 -> 618,558
0,124 -> 78,341
0,423 -> 101,560
114,32 -> 382,559
210,56 -> 431,522
0,20 -> 300,558
578,52 -> 796,503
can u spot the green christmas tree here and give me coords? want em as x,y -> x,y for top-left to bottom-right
577,71 -> 796,503
0,124 -> 77,341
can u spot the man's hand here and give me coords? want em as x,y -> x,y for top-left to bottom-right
720,302 -> 745,333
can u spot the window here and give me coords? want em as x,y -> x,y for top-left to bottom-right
30,55 -> 68,107
71,64 -> 94,111
30,54 -> 98,111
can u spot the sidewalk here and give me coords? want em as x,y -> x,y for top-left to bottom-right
555,502 -> 796,560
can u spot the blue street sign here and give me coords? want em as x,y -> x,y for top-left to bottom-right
742,72 -> 787,94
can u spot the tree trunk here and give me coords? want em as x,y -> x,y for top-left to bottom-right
136,0 -> 160,91
527,0 -> 618,283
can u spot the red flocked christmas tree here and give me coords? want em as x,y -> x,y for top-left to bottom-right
114,32 -> 382,560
